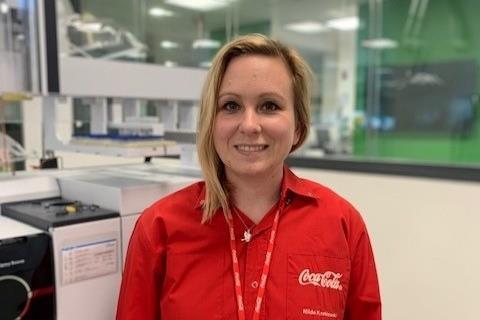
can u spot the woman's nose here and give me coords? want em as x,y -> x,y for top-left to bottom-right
238,107 -> 261,134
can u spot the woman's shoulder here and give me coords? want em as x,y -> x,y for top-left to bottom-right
140,180 -> 205,223
295,176 -> 364,223
294,175 -> 345,203
129,181 -> 205,249
294,176 -> 370,247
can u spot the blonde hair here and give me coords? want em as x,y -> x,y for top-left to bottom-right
197,33 -> 312,222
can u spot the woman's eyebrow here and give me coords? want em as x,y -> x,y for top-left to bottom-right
218,91 -> 286,101
218,92 -> 241,99
259,92 -> 287,103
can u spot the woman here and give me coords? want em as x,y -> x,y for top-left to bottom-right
117,34 -> 381,320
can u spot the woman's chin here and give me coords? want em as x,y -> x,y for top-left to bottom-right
226,162 -> 280,180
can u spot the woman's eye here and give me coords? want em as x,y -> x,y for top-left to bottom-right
261,101 -> 280,112
222,101 -> 240,112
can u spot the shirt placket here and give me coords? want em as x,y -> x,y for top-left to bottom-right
232,201 -> 283,320
241,232 -> 268,319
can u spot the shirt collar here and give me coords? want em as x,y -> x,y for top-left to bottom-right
194,165 -> 319,210
280,165 -> 320,201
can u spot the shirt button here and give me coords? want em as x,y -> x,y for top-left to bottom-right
251,281 -> 259,289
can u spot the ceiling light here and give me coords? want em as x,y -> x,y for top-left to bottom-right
192,38 -> 221,49
362,38 -> 398,49
0,3 -> 9,14
284,21 -> 327,34
165,0 -> 236,12
149,7 -> 174,17
72,21 -> 103,32
326,16 -> 359,31
160,40 -> 179,49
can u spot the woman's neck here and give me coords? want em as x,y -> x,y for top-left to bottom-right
227,168 -> 283,224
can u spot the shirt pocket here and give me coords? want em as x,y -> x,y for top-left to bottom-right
287,254 -> 350,320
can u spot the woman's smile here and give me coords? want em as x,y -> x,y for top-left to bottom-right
234,144 -> 268,153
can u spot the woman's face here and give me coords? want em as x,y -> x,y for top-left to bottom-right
213,54 -> 299,181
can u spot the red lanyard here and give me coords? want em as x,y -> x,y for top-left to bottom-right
225,206 -> 281,320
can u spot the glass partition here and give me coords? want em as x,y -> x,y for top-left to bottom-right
0,100 -> 25,172
353,0 -> 480,166
0,0 -> 40,172
57,0 -> 234,68
0,0 -> 40,93
4,0 -> 480,173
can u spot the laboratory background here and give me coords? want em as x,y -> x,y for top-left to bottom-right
0,0 -> 479,319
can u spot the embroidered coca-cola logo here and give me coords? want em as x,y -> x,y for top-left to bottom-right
298,268 -> 343,290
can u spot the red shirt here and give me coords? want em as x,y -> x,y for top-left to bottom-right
117,167 -> 381,320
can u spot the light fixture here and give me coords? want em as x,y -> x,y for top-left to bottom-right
326,16 -> 359,31
72,21 -> 103,32
362,38 -> 398,49
409,72 -> 444,86
165,0 -> 236,12
192,38 -> 221,49
160,40 -> 179,49
0,3 -> 9,14
284,21 -> 327,34
149,7 -> 174,17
